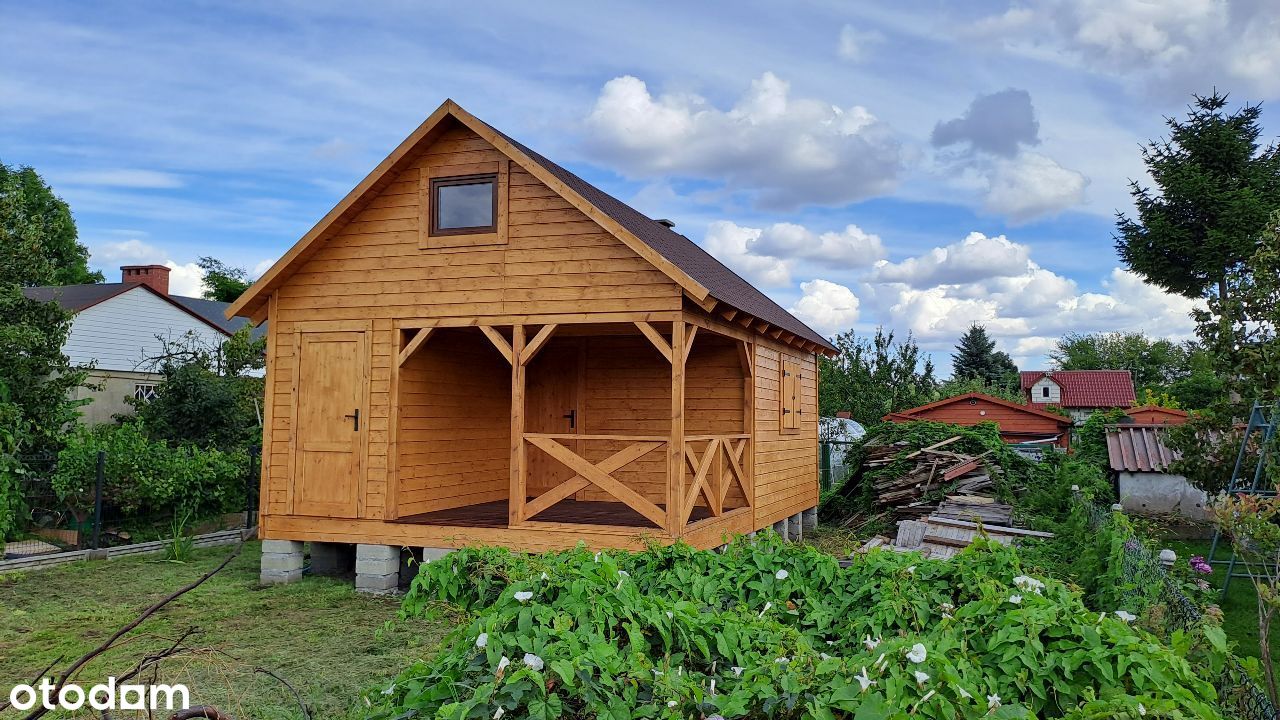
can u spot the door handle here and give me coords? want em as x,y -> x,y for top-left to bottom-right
343,408 -> 360,431
563,409 -> 576,430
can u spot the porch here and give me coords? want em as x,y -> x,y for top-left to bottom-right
388,318 -> 755,539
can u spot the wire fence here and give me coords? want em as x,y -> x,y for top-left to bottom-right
819,440 -> 857,492
2,446 -> 260,561
1084,501 -> 1279,720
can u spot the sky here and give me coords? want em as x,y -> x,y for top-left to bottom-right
4,0 -> 1278,373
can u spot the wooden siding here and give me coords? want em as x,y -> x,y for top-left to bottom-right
397,328 -> 511,515
751,334 -> 820,527
263,124 -> 682,526
257,121 -> 822,551
64,286 -> 228,372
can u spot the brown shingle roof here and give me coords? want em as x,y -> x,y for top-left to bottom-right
484,124 -> 835,351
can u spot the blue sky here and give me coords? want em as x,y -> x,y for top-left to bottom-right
4,1 -> 1278,372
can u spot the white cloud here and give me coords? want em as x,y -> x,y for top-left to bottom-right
970,0 -> 1280,96
748,222 -> 886,267
789,279 -> 861,335
856,231 -> 1201,367
837,24 -> 881,63
55,169 -> 184,189
252,257 -> 277,277
584,73 -> 903,208
164,261 -> 205,297
872,232 -> 1030,287
982,152 -> 1088,222
702,221 -> 792,288
700,220 -> 885,289
94,238 -> 166,264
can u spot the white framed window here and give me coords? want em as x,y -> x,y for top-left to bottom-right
134,384 -> 158,402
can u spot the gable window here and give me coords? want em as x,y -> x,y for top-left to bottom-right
421,159 -> 509,249
430,174 -> 497,234
134,384 -> 158,402
1042,386 -> 1050,398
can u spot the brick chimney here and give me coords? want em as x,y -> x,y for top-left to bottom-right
120,265 -> 170,295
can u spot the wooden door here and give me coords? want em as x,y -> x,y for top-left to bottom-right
291,330 -> 368,518
525,342 -> 581,495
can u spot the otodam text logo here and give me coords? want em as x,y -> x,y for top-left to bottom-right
8,678 -> 190,712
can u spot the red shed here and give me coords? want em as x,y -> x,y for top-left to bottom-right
1124,405 -> 1190,425
884,392 -> 1074,448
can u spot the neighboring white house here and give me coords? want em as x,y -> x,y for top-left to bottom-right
23,265 -> 261,425
1020,369 -> 1137,424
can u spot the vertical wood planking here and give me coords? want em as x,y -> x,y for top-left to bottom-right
668,320 -> 685,535
510,324 -> 526,525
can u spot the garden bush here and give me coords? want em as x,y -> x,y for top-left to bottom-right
373,535 -> 1225,719
52,422 -> 248,525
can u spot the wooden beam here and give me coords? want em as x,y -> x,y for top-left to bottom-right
509,325 -> 526,525
526,436 -> 667,528
682,325 -> 698,367
682,439 -> 720,526
737,314 -> 754,328
523,441 -> 662,520
724,438 -> 751,507
519,323 -> 559,366
397,327 -> 436,366
720,309 -> 739,322
481,326 -> 513,364
737,340 -> 753,377
668,320 -> 686,535
634,321 -> 673,363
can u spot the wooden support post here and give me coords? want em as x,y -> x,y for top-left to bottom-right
668,320 -> 685,535
509,325 -> 526,525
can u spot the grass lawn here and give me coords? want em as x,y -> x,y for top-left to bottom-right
0,541 -> 453,719
1160,537 -> 1280,665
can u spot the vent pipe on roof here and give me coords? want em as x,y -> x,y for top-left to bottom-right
655,218 -> 676,229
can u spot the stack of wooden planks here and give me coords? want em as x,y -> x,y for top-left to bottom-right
863,436 -> 1003,521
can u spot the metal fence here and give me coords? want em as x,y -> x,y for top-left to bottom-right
3,446 -> 260,561
819,440 -> 857,492
1086,502 -> 1279,720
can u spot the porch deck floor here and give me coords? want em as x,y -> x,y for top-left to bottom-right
396,499 -> 712,529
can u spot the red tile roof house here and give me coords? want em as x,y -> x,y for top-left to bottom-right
884,392 -> 1074,449
1020,370 -> 1136,424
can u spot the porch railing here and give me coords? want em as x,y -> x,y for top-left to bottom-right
518,432 -> 751,534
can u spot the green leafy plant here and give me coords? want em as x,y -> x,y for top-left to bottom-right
52,422 -> 249,531
164,508 -> 195,562
372,536 -> 1225,719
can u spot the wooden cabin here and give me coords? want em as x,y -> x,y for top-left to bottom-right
885,392 -> 1074,449
228,100 -> 836,583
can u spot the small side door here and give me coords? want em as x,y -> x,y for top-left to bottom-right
291,329 -> 368,518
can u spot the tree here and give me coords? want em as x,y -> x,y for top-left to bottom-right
1169,212 -> 1280,493
197,257 -> 252,303
1115,91 -> 1280,305
1050,331 -> 1194,397
0,288 -> 87,452
130,328 -> 265,449
0,161 -> 101,286
818,328 -> 936,426
951,324 -> 1018,391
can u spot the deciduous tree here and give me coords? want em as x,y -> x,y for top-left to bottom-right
818,328 -> 936,425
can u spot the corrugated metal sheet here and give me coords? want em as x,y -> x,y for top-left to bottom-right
1106,424 -> 1181,472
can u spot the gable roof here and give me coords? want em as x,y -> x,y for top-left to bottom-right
1106,424 -> 1181,472
22,283 -> 260,339
1020,370 -> 1136,408
884,391 -> 1075,425
227,100 -> 835,353
1125,405 -> 1190,423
